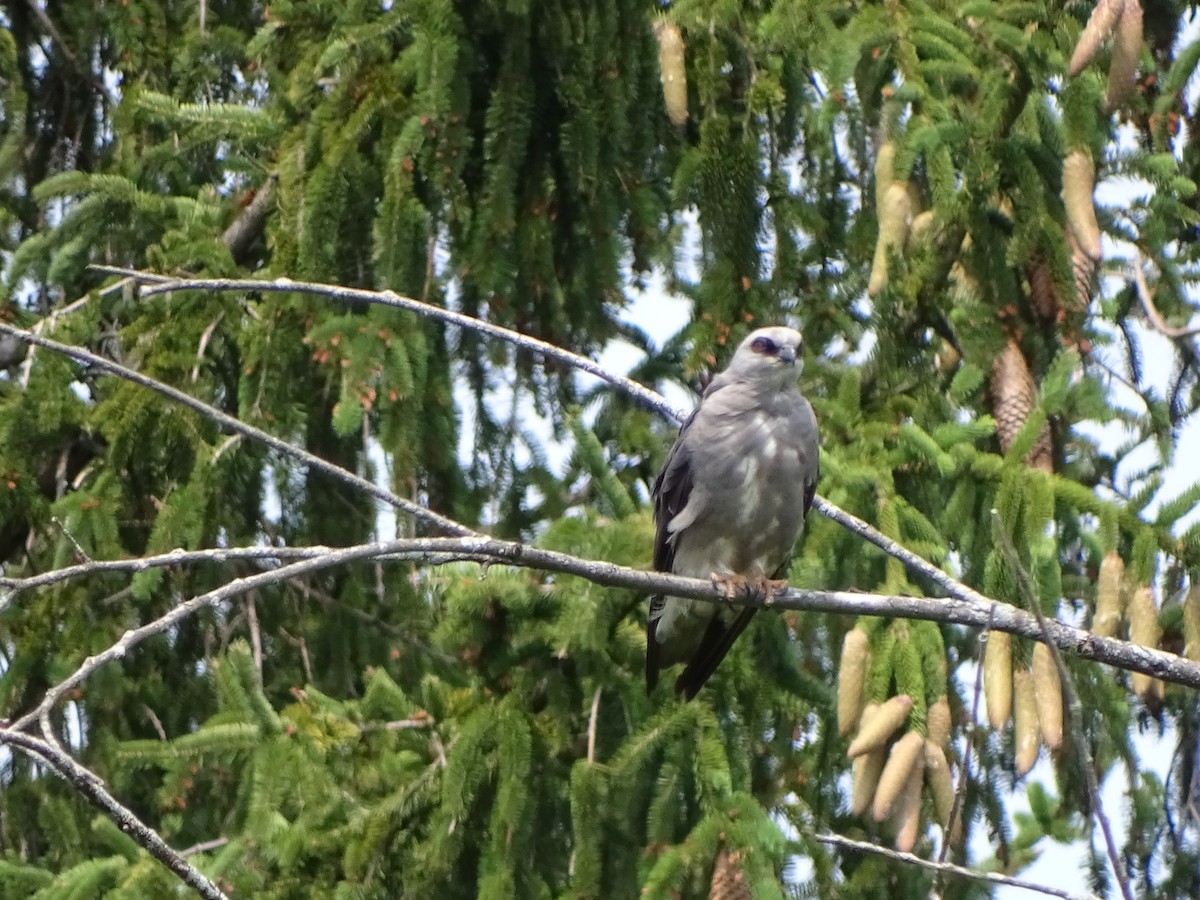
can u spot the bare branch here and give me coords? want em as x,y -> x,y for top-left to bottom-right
992,513 -> 1134,900
1130,260 -> 1200,339
0,545 -> 321,605
8,542 -> 409,732
811,496 -> 995,608
814,831 -> 1099,900
0,323 -> 474,538
89,266 -> 684,423
11,536 -> 1200,738
587,686 -> 601,765
0,729 -> 228,900
179,837 -> 229,858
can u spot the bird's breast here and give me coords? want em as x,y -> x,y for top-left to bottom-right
672,407 -> 809,578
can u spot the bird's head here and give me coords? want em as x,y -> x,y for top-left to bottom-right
725,326 -> 804,387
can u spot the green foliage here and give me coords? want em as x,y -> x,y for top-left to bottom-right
3,0 -> 1200,898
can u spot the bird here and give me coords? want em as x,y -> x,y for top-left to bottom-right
646,325 -> 820,700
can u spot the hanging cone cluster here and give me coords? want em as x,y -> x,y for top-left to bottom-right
847,699 -> 958,851
991,339 -> 1053,472
986,636 -> 1064,777
709,845 -> 752,900
842,619 -> 955,849
1068,0 -> 1144,110
1091,554 -> 1165,703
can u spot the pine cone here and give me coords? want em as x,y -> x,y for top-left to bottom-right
654,19 -> 688,127
1069,0 -> 1125,76
1028,253 -> 1061,323
1013,667 -> 1040,777
1128,585 -> 1163,701
710,845 -> 752,900
1184,585 -> 1200,662
984,630 -> 1013,730
991,339 -> 1053,473
1032,644 -> 1063,750
837,627 -> 871,737
1063,150 -> 1102,260
1106,0 -> 1143,112
926,695 -> 952,748
1067,231 -> 1098,311
1093,551 -> 1125,637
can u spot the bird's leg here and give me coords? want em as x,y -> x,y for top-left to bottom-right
709,573 -> 790,606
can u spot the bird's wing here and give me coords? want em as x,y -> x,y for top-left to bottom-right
646,407 -> 701,693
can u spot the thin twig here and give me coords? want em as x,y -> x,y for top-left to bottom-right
9,544 -> 412,731
587,686 -> 602,765
51,516 -> 91,562
377,718 -> 435,731
0,545 -> 324,606
0,730 -> 228,900
991,511 -> 1134,900
21,0 -> 83,72
246,596 -> 263,674
179,836 -> 229,858
810,497 -> 995,609
813,832 -> 1099,900
0,323 -> 474,538
1130,260 -> 1200,339
11,536 -> 1200,737
18,277 -> 133,389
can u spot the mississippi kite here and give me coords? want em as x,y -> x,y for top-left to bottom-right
646,326 -> 820,700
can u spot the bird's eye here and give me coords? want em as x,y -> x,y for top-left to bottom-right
751,336 -> 777,355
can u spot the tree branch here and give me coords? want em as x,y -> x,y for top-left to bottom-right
81,267 -> 1054,615
1130,258 -> 1200,339
11,536 -> 1200,738
0,729 -> 228,900
89,266 -> 684,424
813,831 -> 1099,900
0,322 -> 474,538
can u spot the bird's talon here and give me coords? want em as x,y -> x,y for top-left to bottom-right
761,577 -> 789,606
710,573 -> 746,602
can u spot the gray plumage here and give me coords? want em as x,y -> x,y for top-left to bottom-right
646,326 -> 820,700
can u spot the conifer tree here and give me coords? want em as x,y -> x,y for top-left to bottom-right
3,2 -> 1200,898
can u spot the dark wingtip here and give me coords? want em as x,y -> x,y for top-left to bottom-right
645,614 -> 659,696
674,673 -> 699,702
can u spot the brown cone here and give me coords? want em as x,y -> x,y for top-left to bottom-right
710,845 -> 752,900
1067,231 -> 1099,312
991,339 -> 1053,472
1028,254 -> 1061,323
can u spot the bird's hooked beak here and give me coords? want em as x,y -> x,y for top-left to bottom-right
777,346 -> 797,366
